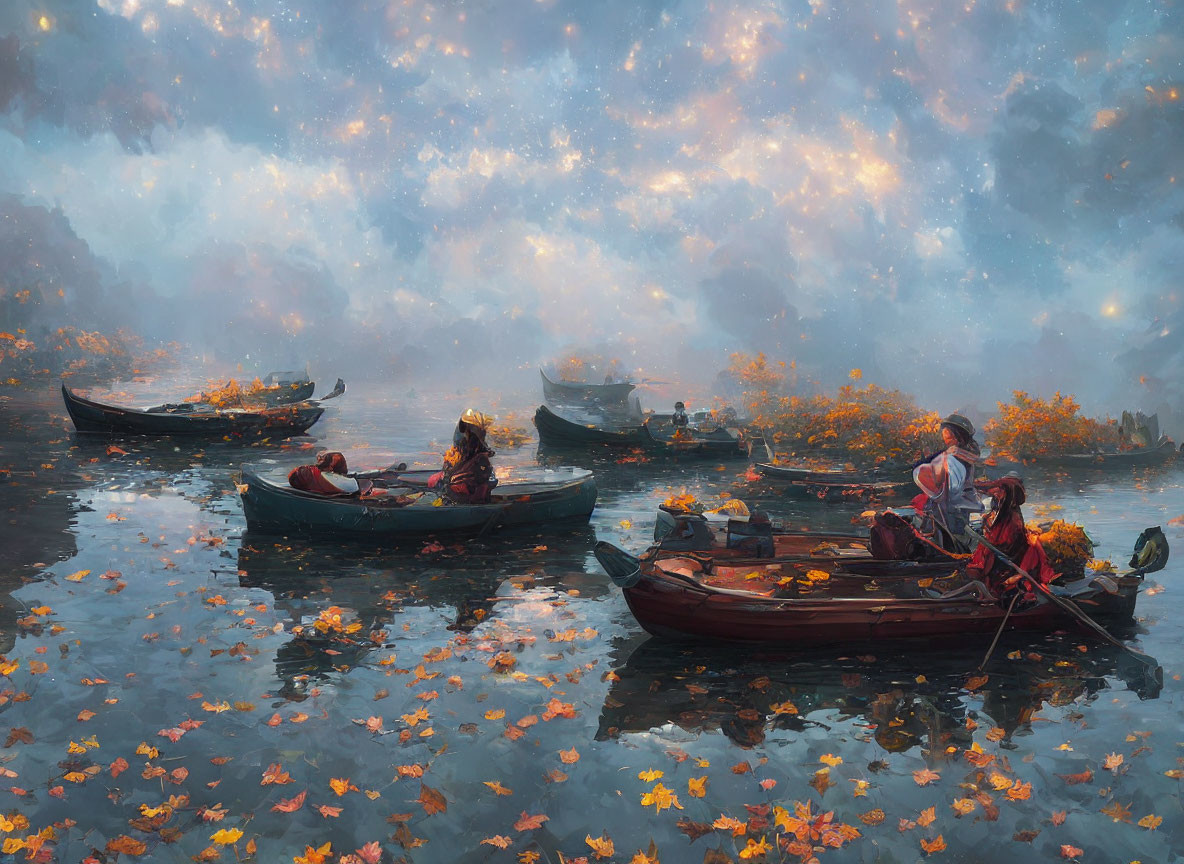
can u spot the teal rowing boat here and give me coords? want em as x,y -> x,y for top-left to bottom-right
239,465 -> 597,538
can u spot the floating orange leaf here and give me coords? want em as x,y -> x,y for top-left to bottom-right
913,768 -> 940,786
920,835 -> 946,854
482,836 -> 512,849
418,783 -> 447,815
559,747 -> 580,764
293,842 -> 332,864
1005,780 -> 1032,801
513,812 -> 549,831
640,783 -> 683,813
687,776 -> 708,798
951,798 -> 975,816
271,790 -> 307,813
739,836 -> 774,860
210,828 -> 242,846
1100,800 -> 1131,822
316,805 -> 343,818
483,781 -> 513,796
586,834 -> 615,859
106,836 -> 148,855
260,763 -> 292,785
712,815 -> 747,836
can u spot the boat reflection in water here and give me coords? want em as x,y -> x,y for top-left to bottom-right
597,636 -> 1161,751
234,524 -> 602,695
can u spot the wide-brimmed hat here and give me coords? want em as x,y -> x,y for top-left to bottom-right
941,412 -> 976,438
459,408 -> 493,432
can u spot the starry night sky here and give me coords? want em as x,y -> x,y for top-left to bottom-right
1,0 -> 1181,416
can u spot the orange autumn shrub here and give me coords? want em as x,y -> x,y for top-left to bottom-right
724,352 -> 790,418
983,391 -> 1118,460
188,377 -> 286,408
751,381 -> 941,466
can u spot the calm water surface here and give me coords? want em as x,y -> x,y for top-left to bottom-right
1,381 -> 1181,863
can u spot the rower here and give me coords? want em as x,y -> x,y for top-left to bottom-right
966,474 -> 1056,603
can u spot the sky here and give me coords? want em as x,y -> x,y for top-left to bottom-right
0,0 -> 1181,420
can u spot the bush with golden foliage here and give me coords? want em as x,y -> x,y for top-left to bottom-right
983,391 -> 1118,460
744,373 -> 941,466
724,352 -> 790,417
188,377 -> 271,408
1029,520 -> 1095,579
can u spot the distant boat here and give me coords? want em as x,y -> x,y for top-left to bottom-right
149,379 -> 316,411
533,404 -> 747,459
61,384 -> 328,439
754,461 -> 912,502
985,439 -> 1179,473
540,368 -> 636,406
239,465 -> 597,538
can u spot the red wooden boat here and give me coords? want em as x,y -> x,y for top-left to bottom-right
593,524 -> 1168,646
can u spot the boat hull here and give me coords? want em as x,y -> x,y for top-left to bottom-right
241,466 -> 598,538
62,385 -> 324,438
620,571 -> 1138,645
594,541 -> 1140,646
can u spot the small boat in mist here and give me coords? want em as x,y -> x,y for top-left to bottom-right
540,367 -> 636,406
60,379 -> 342,438
533,403 -> 747,458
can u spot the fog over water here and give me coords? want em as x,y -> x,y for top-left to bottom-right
2,0 -> 1182,423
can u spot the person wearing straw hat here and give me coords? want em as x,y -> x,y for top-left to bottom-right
429,409 -> 498,503
911,413 -> 983,551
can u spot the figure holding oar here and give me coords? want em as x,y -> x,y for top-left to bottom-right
965,474 -> 1057,603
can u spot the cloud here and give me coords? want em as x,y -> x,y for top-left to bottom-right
0,0 -> 1181,416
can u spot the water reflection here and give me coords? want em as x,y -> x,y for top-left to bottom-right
235,525 -> 604,691
598,637 -> 1161,751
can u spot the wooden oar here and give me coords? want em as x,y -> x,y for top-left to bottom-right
978,592 -> 1020,671
966,526 -> 1158,669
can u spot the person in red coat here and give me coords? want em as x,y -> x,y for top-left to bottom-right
966,474 -> 1057,601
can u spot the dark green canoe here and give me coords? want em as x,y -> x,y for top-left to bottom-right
240,465 -> 598,537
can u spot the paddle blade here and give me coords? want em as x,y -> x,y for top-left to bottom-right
1129,527 -> 1169,575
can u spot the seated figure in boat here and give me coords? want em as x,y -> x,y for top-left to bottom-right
911,413 -> 983,551
966,474 -> 1056,601
289,451 -> 360,496
671,401 -> 689,428
430,409 -> 497,504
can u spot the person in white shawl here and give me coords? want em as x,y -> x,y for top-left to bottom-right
912,413 -> 983,550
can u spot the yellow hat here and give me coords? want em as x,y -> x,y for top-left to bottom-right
460,408 -> 493,432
